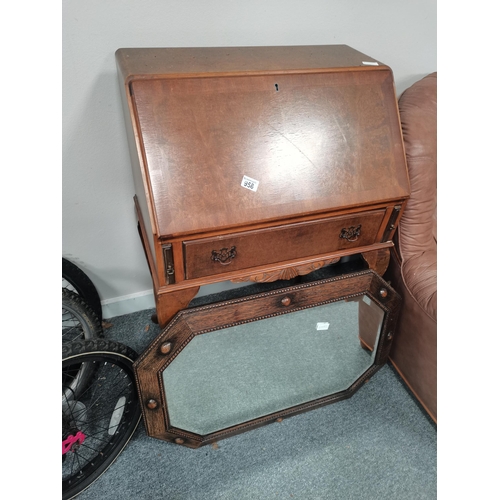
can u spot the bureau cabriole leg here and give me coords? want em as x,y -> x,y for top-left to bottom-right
361,248 -> 391,276
153,287 -> 200,328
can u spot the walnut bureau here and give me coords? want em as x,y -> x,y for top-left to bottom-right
115,45 -> 410,329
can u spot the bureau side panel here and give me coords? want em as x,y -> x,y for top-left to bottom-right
116,63 -> 158,273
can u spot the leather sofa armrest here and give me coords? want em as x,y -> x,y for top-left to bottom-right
401,249 -> 437,322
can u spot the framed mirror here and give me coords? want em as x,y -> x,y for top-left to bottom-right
134,270 -> 400,448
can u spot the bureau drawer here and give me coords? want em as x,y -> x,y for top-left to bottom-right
183,210 -> 386,279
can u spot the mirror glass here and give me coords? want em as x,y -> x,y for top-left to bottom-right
162,295 -> 384,436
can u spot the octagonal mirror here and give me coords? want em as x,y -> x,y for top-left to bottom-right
134,270 -> 400,448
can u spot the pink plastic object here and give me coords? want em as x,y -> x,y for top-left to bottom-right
62,431 -> 86,454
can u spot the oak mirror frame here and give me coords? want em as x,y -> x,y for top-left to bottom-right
134,269 -> 400,449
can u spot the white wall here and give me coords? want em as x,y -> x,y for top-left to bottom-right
62,0 -> 436,318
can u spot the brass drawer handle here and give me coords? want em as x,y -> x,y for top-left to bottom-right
339,224 -> 362,242
211,246 -> 237,265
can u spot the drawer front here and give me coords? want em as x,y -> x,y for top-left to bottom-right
183,210 -> 386,279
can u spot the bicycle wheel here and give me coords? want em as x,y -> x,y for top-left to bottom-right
62,289 -> 103,343
62,289 -> 104,402
63,258 -> 103,322
62,339 -> 142,500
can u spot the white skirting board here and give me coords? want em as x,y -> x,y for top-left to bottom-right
101,281 -> 250,320
101,289 -> 156,320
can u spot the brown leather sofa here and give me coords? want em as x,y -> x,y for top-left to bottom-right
385,73 -> 437,423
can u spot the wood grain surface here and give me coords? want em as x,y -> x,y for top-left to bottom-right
116,45 -> 410,327
131,70 -> 407,236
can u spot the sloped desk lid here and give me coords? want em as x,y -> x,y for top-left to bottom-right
117,46 -> 409,238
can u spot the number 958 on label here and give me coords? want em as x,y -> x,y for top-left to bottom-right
241,175 -> 259,192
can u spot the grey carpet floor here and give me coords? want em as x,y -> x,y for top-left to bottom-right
75,301 -> 437,500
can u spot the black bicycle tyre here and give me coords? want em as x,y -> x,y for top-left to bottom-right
62,288 -> 103,343
62,289 -> 104,400
62,339 -> 142,500
63,258 -> 103,322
